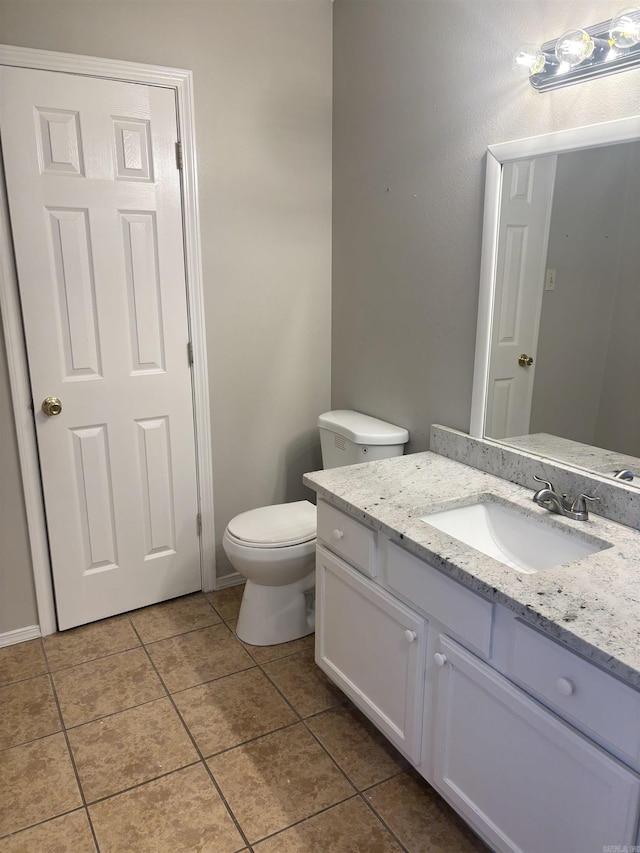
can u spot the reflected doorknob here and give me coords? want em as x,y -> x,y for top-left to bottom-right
518,354 -> 534,367
41,396 -> 62,416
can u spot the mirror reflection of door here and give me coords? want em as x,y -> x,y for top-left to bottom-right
485,156 -> 556,439
474,119 -> 640,483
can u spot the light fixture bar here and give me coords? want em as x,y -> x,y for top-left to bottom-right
529,18 -> 640,91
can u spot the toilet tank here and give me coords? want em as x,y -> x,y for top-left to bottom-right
318,410 -> 409,469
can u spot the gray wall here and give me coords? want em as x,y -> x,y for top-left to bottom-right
331,0 -> 640,451
4,0 -> 640,635
0,317 -> 38,633
595,141 -> 640,456
530,146 -> 630,444
0,0 -> 332,633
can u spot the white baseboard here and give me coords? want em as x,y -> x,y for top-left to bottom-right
214,572 -> 244,590
0,625 -> 41,648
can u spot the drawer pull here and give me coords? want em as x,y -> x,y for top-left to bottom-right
404,629 -> 417,643
332,529 -> 344,540
434,652 -> 448,667
556,677 -> 575,696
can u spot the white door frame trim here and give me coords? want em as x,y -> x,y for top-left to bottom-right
0,45 -> 216,636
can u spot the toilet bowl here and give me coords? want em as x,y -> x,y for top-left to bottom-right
222,501 -> 317,646
222,410 -> 409,647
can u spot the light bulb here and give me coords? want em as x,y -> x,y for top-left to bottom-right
555,29 -> 595,66
610,6 -> 640,47
512,44 -> 547,75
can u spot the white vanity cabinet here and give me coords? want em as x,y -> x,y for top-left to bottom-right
316,544 -> 426,762
314,499 -> 640,852
432,635 -> 640,853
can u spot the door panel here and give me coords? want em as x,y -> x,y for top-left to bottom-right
1,66 -> 201,628
433,636 -> 640,853
121,212 -> 166,372
316,545 -> 426,762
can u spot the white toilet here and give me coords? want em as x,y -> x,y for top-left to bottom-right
222,410 -> 409,646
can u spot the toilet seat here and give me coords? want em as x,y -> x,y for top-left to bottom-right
226,500 -> 317,548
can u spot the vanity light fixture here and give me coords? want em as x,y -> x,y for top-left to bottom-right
513,7 -> 640,91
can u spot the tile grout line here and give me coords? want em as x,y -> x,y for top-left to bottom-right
219,616 -> 321,668
296,702 -> 413,852
252,644 -> 346,725
251,644 -> 414,851
0,807 -> 94,844
357,788 -> 413,853
43,655 -> 102,853
0,672 -> 62,754
43,642 -> 142,674
0,639 -> 49,687
134,616 -> 225,647
9,599 -> 419,852
74,760 -> 203,809
248,791 -> 362,847
45,641 -> 168,730
217,611 -> 412,849
60,692 -> 170,732
42,592 -> 225,674
127,615 -> 255,853
249,637 -> 414,852
199,719 -> 303,761
132,604 -> 363,849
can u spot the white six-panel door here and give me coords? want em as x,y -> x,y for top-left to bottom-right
1,66 -> 201,629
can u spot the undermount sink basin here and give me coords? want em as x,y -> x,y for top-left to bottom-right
420,499 -> 609,574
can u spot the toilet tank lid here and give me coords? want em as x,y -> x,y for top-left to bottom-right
318,410 -> 409,445
227,500 -> 317,547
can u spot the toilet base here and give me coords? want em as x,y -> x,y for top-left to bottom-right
236,571 -> 316,646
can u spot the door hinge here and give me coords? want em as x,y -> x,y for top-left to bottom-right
175,141 -> 183,170
197,513 -> 202,536
187,341 -> 194,366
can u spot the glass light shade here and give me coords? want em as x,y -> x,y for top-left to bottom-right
512,44 -> 547,75
610,6 -> 640,47
555,29 -> 595,66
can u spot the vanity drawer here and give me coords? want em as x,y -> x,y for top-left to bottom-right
317,500 -> 377,578
506,618 -> 640,765
382,540 -> 493,657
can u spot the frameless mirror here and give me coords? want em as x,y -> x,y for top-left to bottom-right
471,115 -> 640,487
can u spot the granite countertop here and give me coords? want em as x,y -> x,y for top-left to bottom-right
505,433 -> 640,481
304,451 -> 640,689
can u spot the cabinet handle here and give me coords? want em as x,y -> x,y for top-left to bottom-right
556,677 -> 575,696
434,652 -> 447,667
404,629 -> 417,643
332,529 -> 344,540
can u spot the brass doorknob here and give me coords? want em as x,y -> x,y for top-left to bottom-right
518,354 -> 534,367
41,396 -> 62,416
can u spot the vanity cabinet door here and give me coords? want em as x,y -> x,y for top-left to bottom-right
432,636 -> 640,853
316,545 -> 426,763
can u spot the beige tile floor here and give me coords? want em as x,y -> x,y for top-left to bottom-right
0,589 -> 489,852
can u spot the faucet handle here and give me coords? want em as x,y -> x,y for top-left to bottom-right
533,474 -> 555,493
570,494 -> 599,514
614,470 -> 634,481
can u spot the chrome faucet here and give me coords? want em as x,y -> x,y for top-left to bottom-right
532,476 -> 599,521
